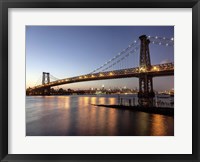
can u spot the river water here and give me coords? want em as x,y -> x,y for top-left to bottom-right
26,95 -> 174,136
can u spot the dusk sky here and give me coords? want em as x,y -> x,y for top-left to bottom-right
26,26 -> 174,91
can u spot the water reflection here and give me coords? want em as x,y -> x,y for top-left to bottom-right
99,97 -> 106,104
135,112 -> 150,136
26,95 -> 174,136
150,115 -> 166,136
108,98 -> 116,105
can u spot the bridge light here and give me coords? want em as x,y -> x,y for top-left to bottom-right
152,41 -> 155,44
139,67 -> 144,72
134,40 -> 137,43
153,66 -> 157,71
155,36 -> 158,39
148,35 -> 150,38
159,42 -> 161,45
79,76 -> 82,79
109,72 -> 113,76
166,43 -> 168,46
163,37 -> 165,39
171,37 -> 174,41
91,75 -> 95,78
140,67 -> 146,72
153,66 -> 160,71
100,73 -> 104,77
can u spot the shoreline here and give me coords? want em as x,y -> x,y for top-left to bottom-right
93,104 -> 174,116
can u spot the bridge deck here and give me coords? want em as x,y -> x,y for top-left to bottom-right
31,63 -> 174,90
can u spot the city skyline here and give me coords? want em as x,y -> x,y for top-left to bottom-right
26,26 -> 174,91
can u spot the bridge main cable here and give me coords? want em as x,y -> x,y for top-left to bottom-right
50,74 -> 60,81
101,45 -> 140,72
90,39 -> 139,74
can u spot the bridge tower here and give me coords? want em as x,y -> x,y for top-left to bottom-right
42,72 -> 50,95
138,35 -> 155,107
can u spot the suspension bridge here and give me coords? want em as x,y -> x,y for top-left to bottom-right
27,35 -> 174,107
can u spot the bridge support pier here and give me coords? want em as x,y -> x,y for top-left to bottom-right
138,35 -> 155,107
42,72 -> 51,95
138,74 -> 155,107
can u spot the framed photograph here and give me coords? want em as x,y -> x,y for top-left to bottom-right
0,0 -> 199,161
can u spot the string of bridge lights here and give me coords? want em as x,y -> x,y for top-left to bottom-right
101,45 -> 140,72
148,35 -> 174,41
148,35 -> 174,46
90,39 -> 139,74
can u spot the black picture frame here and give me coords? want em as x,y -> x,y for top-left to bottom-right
0,0 -> 199,161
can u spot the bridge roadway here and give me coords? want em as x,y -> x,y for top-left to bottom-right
32,63 -> 174,90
